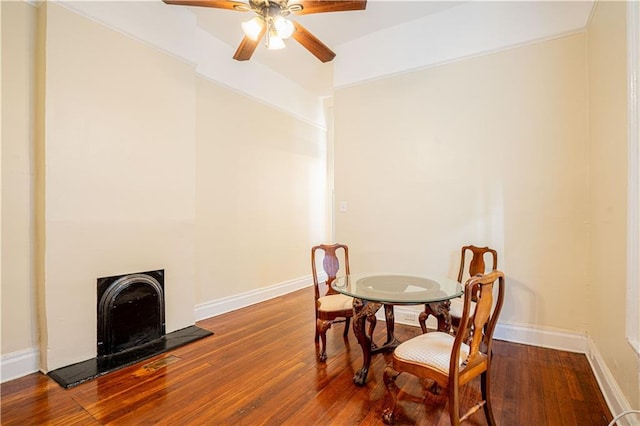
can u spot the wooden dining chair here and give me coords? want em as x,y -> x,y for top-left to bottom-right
382,270 -> 506,426
419,245 -> 498,334
312,243 -> 375,361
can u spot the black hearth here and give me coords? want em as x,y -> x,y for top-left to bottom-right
48,270 -> 213,389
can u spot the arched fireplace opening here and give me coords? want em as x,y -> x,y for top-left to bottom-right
97,270 -> 165,357
47,269 -> 213,389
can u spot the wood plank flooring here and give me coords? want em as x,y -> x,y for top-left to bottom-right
1,287 -> 613,425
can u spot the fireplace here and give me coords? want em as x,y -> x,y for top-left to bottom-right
97,270 -> 165,357
47,270 -> 213,389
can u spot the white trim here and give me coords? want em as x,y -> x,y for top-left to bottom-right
56,0 -> 198,65
587,339 -> 636,426
381,308 -> 590,351
334,1 -> 594,89
0,348 -> 40,383
50,1 -> 598,129
390,307 -> 632,421
195,28 -> 326,129
53,1 -> 326,128
1,295 -> 632,422
389,306 -> 589,353
493,322 -> 588,354
194,275 -> 313,321
1,277 -> 314,382
626,0 -> 640,357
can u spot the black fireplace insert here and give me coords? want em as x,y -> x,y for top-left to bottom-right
47,269 -> 213,388
97,270 -> 165,357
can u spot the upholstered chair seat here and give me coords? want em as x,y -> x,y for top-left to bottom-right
312,243 -> 376,361
317,293 -> 353,313
383,271 -> 506,426
394,332 -> 471,376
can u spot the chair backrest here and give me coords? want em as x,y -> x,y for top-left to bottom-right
311,243 -> 350,301
457,245 -> 498,282
451,270 -> 505,378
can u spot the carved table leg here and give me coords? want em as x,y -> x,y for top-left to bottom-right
379,304 -> 401,349
419,298 -> 454,334
352,297 -> 381,386
427,300 -> 452,332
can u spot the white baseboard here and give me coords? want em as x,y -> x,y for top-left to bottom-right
491,324 -> 636,424
2,287 -> 635,425
388,306 -> 635,422
194,275 -> 313,321
1,275 -> 316,384
0,347 -> 40,383
386,306 -> 589,352
492,321 -> 588,353
586,338 -> 637,426
379,306 -> 590,351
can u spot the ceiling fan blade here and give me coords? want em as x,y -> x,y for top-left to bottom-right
233,37 -> 260,61
233,26 -> 266,61
162,0 -> 249,11
291,21 -> 335,63
292,0 -> 366,15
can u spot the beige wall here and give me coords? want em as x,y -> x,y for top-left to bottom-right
501,35 -> 590,331
1,2 -> 327,373
334,34 -> 589,331
39,2 -> 197,370
587,0 -> 639,407
1,0 -> 636,408
195,77 -> 327,302
1,1 -> 38,355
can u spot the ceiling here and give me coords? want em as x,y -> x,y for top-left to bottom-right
185,1 -> 465,95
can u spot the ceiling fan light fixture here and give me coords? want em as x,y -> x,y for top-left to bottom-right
241,16 -> 264,41
266,30 -> 286,50
273,15 -> 294,39
162,0 -> 368,62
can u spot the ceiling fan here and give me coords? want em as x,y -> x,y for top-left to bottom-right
162,0 -> 367,62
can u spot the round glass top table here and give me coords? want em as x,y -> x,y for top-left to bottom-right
332,274 -> 463,304
332,274 -> 464,386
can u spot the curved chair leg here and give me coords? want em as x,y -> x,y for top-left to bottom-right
481,370 -> 496,425
448,378 -> 461,426
382,366 -> 401,425
317,319 -> 332,362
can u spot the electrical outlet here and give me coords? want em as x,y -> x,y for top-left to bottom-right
401,312 -> 417,322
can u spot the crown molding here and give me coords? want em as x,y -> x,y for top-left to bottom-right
53,1 -> 326,127
334,0 -> 594,89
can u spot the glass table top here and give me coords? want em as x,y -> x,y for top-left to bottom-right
332,274 -> 464,305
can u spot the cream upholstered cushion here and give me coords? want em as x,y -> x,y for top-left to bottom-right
318,293 -> 353,313
394,332 -> 470,375
449,297 -> 475,318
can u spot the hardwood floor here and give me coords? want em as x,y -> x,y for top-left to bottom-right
1,287 -> 612,425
